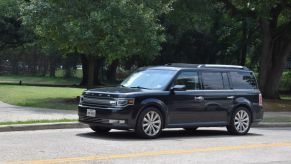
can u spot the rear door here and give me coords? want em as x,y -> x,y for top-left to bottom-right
200,71 -> 234,123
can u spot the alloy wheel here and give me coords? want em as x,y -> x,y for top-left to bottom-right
142,111 -> 162,136
234,110 -> 250,133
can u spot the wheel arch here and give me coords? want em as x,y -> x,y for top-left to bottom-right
232,104 -> 253,123
136,98 -> 169,128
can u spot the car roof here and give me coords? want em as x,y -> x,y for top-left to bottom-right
141,63 -> 251,72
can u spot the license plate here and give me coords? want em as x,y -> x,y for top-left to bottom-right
86,109 -> 96,117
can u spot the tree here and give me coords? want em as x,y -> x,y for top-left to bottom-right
20,0 -> 174,87
0,0 -> 31,51
217,0 -> 291,99
158,0 -> 247,65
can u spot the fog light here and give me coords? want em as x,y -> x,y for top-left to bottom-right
119,120 -> 125,124
108,119 -> 125,124
108,119 -> 119,124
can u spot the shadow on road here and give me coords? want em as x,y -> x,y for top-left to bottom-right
76,128 -> 262,141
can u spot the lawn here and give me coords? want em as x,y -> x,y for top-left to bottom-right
0,119 -> 78,126
0,85 -> 84,110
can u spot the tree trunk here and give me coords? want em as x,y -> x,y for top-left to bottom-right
87,57 -> 96,88
239,18 -> 247,66
49,63 -> 56,77
79,54 -> 88,86
106,60 -> 119,82
259,20 -> 291,99
93,58 -> 104,85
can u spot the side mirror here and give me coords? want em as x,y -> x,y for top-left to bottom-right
170,85 -> 186,92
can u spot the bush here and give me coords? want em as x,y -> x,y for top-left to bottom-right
280,71 -> 291,92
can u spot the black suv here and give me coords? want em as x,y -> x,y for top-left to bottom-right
78,64 -> 263,138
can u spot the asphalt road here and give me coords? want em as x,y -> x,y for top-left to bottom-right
1,127 -> 291,164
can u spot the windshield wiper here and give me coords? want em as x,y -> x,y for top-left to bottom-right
129,86 -> 151,90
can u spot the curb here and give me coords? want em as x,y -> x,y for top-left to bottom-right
0,122 -> 88,132
1,122 -> 291,133
253,122 -> 291,128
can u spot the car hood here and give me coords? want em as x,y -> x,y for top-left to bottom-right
83,87 -> 167,99
88,86 -> 145,93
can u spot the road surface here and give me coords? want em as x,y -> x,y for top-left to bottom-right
1,127 -> 291,164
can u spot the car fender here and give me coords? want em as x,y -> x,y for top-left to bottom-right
135,98 -> 169,127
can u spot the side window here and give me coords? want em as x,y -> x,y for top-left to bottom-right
230,71 -> 257,89
174,71 -> 200,90
201,72 -> 224,90
222,72 -> 230,89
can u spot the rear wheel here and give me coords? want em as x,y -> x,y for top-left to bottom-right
136,107 -> 163,139
227,107 -> 251,135
90,126 -> 111,133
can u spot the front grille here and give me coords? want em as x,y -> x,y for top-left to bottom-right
82,96 -> 116,108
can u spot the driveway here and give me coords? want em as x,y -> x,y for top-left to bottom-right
0,101 -> 78,122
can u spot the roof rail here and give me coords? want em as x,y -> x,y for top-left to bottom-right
197,64 -> 249,70
165,63 -> 249,70
165,63 -> 200,68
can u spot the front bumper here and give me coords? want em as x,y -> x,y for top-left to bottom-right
78,105 -> 139,130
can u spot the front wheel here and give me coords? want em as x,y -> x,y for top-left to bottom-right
90,126 -> 111,133
227,107 -> 251,135
136,107 -> 163,139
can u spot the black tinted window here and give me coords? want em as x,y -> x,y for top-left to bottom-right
174,72 -> 200,90
230,71 -> 257,89
201,72 -> 224,90
222,72 -> 230,89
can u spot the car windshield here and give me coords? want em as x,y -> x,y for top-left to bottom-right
121,69 -> 177,90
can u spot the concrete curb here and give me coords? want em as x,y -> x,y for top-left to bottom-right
253,122 -> 291,128
1,122 -> 291,132
0,122 -> 88,132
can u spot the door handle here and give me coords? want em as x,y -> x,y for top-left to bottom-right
194,96 -> 204,101
227,96 -> 235,99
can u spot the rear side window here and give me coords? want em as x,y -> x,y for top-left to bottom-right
230,71 -> 257,89
174,71 -> 201,90
222,72 -> 231,89
201,72 -> 224,90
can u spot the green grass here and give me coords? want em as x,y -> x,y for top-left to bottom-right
0,74 -> 81,85
0,85 -> 84,110
281,95 -> 291,100
263,117 -> 291,123
0,119 -> 78,126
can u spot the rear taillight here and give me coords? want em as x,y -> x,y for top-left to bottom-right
259,93 -> 263,106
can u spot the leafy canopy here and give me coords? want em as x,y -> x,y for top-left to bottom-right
20,0 -> 174,62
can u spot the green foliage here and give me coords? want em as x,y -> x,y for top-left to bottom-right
280,71 -> 291,91
0,0 -> 30,49
20,0 -> 174,62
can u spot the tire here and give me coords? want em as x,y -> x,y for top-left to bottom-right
227,107 -> 251,135
183,127 -> 198,132
90,126 -> 111,133
136,107 -> 163,139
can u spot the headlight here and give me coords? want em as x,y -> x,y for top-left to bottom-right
114,98 -> 135,107
79,96 -> 84,104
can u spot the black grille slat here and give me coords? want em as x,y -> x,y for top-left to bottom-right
82,95 -> 116,108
